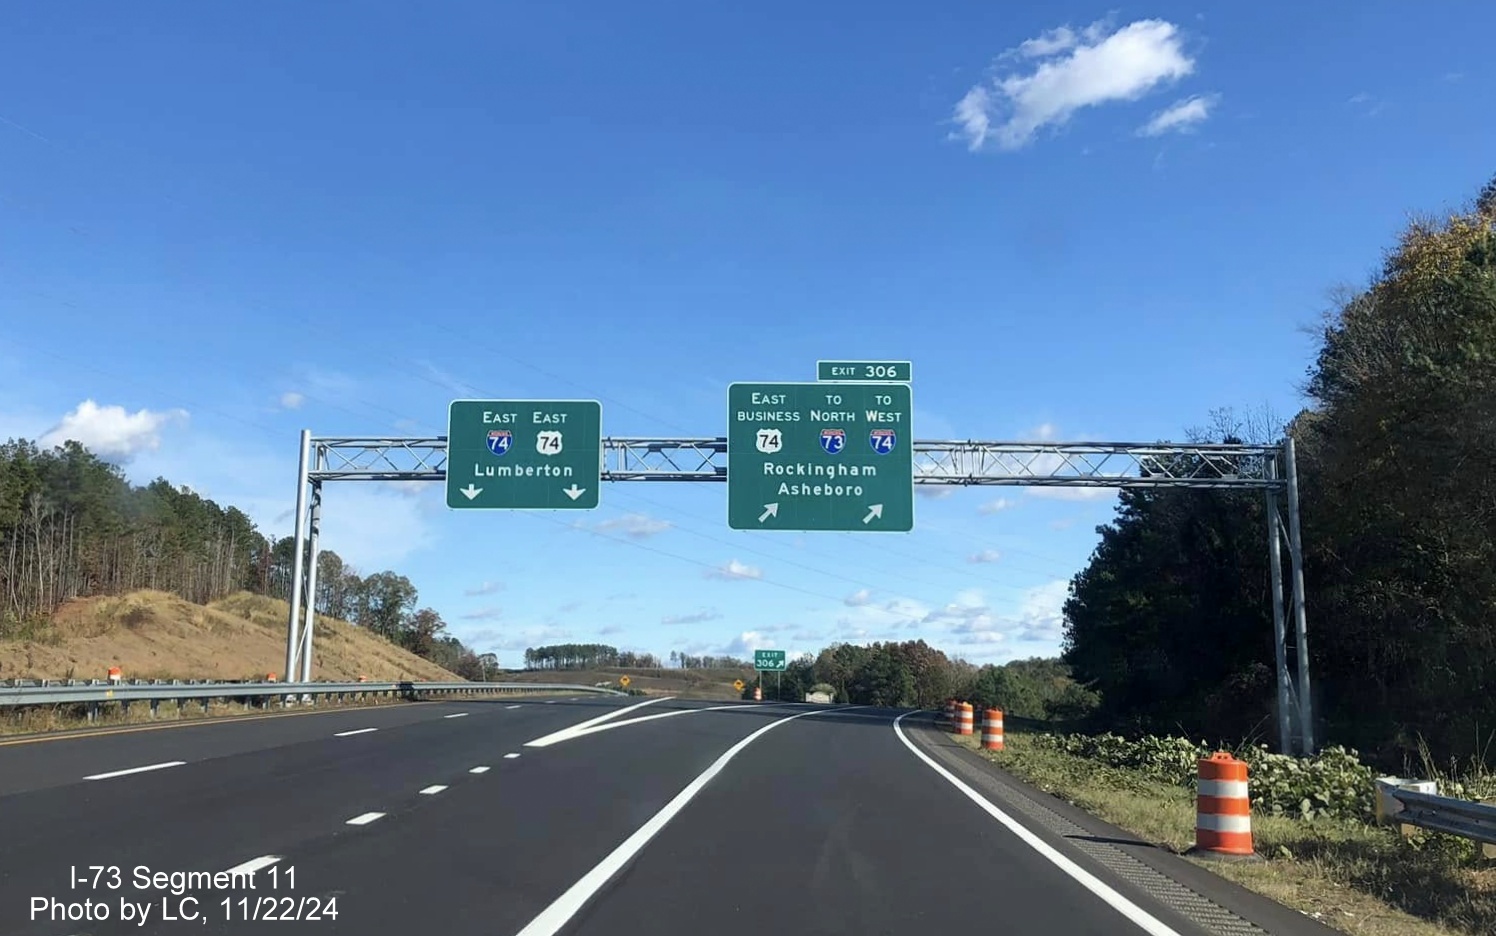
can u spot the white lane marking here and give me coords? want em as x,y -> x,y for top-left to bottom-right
334,727 -> 378,737
469,766 -> 491,774
545,700 -> 556,704
523,696 -> 675,748
506,705 -> 523,710
524,701 -> 774,748
224,856 -> 282,877
419,785 -> 448,795
892,712 -> 1185,936
514,706 -> 866,936
443,712 -> 469,719
345,812 -> 385,826
504,752 -> 521,759
84,761 -> 186,781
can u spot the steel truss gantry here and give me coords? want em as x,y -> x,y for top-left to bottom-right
286,433 -> 1315,754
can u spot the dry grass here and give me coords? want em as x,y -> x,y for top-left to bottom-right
503,666 -> 757,701
951,731 -> 1495,936
0,590 -> 459,683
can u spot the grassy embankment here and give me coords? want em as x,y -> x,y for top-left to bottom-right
0,590 -> 477,735
502,665 -> 757,701
951,727 -> 1496,936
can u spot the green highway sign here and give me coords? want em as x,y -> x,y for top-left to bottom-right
817,360 -> 912,383
727,381 -> 914,532
445,399 -> 602,510
754,649 -> 788,672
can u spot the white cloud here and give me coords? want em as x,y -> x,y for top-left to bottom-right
1011,579 -> 1071,642
978,497 -> 1013,515
723,631 -> 775,656
599,625 -> 625,636
279,392 -> 305,410
465,581 -> 504,596
1137,94 -> 1218,136
844,588 -> 872,607
662,609 -> 723,625
596,512 -> 672,539
40,400 -> 188,462
1027,486 -> 1118,502
969,549 -> 1003,564
706,559 -> 763,581
460,607 -> 503,621
381,480 -> 429,498
954,18 -> 1196,151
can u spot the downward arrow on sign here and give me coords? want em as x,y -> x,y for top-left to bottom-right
563,484 -> 586,501
461,484 -> 483,500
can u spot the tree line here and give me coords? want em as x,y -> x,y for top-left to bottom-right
750,640 -> 1098,718
0,441 -> 493,679
1060,172 -> 1496,768
523,643 -> 663,670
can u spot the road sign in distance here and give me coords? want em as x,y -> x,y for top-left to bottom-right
728,382 -> 914,532
446,399 -> 601,510
619,675 -> 631,688
817,360 -> 912,383
733,679 -> 745,692
754,650 -> 788,672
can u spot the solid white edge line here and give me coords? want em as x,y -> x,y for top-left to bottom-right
345,812 -> 385,826
523,696 -> 676,748
419,785 -> 448,795
892,712 -> 1185,936
83,760 -> 187,780
513,705 -> 867,936
469,766 -> 491,774
333,727 -> 378,737
443,712 -> 469,719
224,856 -> 282,877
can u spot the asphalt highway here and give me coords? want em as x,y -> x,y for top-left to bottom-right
0,696 -> 1342,936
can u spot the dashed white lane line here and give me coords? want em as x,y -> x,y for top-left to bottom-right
333,728 -> 378,737
443,712 -> 469,719
892,712 -> 1185,936
506,705 -> 523,710
513,706 -> 866,936
504,753 -> 521,759
469,766 -> 491,774
419,785 -> 448,795
84,760 -> 186,781
225,856 -> 282,877
346,812 -> 385,826
545,700 -> 556,704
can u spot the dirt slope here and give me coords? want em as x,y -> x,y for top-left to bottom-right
503,666 -> 757,700
0,590 -> 460,682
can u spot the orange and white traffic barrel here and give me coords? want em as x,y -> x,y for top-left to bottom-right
982,709 -> 1005,750
107,666 -> 122,683
1195,752 -> 1255,856
944,699 -> 956,728
957,702 -> 975,736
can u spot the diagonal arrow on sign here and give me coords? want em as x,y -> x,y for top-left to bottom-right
862,504 -> 883,524
758,503 -> 779,524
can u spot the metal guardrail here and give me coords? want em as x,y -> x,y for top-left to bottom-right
1377,778 -> 1496,848
0,678 -> 626,710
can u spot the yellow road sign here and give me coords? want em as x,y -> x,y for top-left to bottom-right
619,675 -> 631,688
733,679 -> 745,691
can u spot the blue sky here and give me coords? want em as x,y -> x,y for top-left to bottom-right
3,3 -> 1492,669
